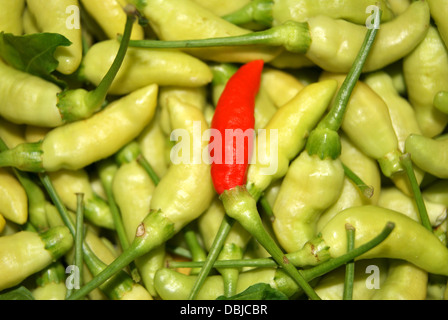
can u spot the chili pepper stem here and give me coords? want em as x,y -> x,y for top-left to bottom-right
188,216 -> 235,300
400,153 -> 432,231
342,163 -> 374,199
127,20 -> 310,54
220,186 -> 321,300
342,223 -> 355,300
56,5 -> 137,122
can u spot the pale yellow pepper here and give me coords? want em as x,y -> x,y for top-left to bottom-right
314,259 -> 389,300
317,133 -> 382,231
378,186 -> 447,227
112,159 -> 165,298
131,0 -> 282,63
0,226 -> 73,291
192,0 -> 251,16
79,0 -> 144,40
427,0 -> 448,47
137,113 -> 170,179
364,70 -> 425,195
0,167 -> 28,225
0,117 -> 26,148
403,25 -> 448,137
26,0 -> 83,75
387,0 -> 411,15
305,0 -> 430,73
48,169 -> 115,230
260,67 -> 306,108
81,40 -> 213,95
0,0 -> 25,34
370,260 -> 428,300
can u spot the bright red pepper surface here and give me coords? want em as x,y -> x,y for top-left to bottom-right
209,59 -> 264,195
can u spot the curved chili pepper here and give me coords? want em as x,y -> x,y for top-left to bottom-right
210,60 -> 262,195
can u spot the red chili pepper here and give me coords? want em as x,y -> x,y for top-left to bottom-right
209,59 -> 264,194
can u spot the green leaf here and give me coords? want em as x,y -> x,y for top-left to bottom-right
0,31 -> 71,86
216,283 -> 289,300
0,286 -> 35,300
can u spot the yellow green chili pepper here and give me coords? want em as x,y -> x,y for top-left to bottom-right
32,261 -> 67,300
136,114 -> 170,179
363,70 -> 425,195
318,205 -> 448,276
0,0 -> 25,34
0,83 -> 158,172
378,186 -> 447,227
224,0 -> 394,28
246,79 -> 338,201
0,167 -> 28,225
48,169 -> 115,230
81,40 -> 213,96
0,117 -> 26,149
260,67 -> 305,108
427,0 -> 448,47
403,25 -> 448,138
0,226 -> 73,291
111,157 -> 166,298
79,0 -> 145,40
387,0 -> 411,15
192,0 -> 251,17
25,0 -> 83,75
405,134 -> 448,179
129,0 -> 283,63
370,260 -> 428,300
422,179 -> 448,208
317,133 -> 382,232
314,259 -> 389,300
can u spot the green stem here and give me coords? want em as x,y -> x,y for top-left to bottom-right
127,20 -> 311,54
137,154 -> 160,186
342,162 -> 374,199
97,159 -> 129,250
259,194 -> 275,222
342,224 -> 355,300
188,215 -> 235,300
183,224 -> 207,275
400,153 -> 432,232
66,193 -> 85,299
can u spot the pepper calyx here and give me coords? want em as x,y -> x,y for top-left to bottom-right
305,128 -> 341,160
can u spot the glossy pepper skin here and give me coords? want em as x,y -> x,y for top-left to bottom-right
427,0 -> 448,47
320,73 -> 403,180
403,26 -> 448,138
130,0 -> 282,63
81,40 -> 213,96
405,134 -> 448,179
318,205 -> 448,276
48,169 -> 115,230
246,79 -> 337,201
210,60 -> 264,195
0,0 -> 25,34
0,226 -> 73,291
370,260 -> 428,300
154,267 -> 297,300
305,0 -> 430,73
0,59 -> 64,128
0,167 -> 28,225
79,0 -> 144,40
0,84 -> 158,172
25,0 -> 83,75
271,0 -> 394,26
